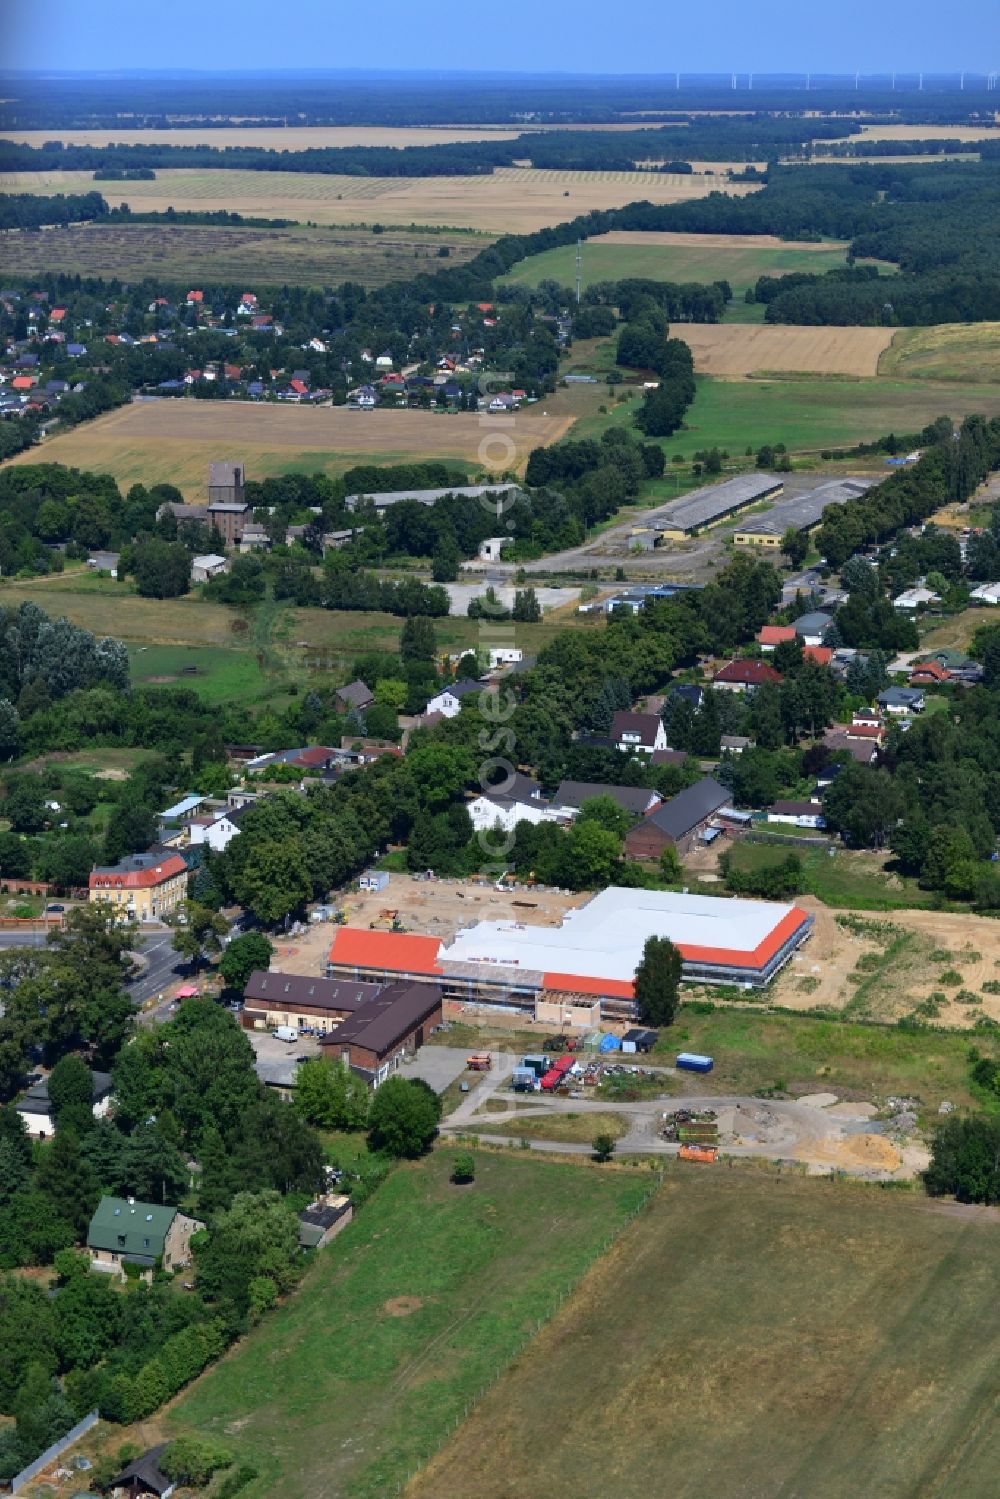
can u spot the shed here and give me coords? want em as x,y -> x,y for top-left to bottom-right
359,869 -> 389,893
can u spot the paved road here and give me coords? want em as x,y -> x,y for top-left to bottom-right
127,930 -> 185,1010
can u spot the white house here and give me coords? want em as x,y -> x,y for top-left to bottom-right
191,553 -> 229,584
893,585 -> 941,611
610,711 -> 668,755
187,809 -> 244,853
970,582 -> 1000,605
467,773 -> 549,833
425,679 -> 483,719
766,800 -> 826,830
16,1071 -> 113,1139
478,537 -> 506,563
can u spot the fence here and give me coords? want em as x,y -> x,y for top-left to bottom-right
11,1411 -> 99,1493
744,831 -> 834,851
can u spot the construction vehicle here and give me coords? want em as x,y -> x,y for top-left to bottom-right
369,908 -> 403,931
466,1053 -> 491,1072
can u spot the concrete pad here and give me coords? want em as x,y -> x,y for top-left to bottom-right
796,1092 -> 840,1109
400,1045 -> 472,1094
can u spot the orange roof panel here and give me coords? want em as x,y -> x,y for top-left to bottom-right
328,927 -> 442,975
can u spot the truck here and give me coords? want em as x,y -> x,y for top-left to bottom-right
540,1055 -> 576,1092
675,1052 -> 714,1074
274,1026 -> 299,1043
511,1067 -> 538,1093
466,1053 -> 491,1072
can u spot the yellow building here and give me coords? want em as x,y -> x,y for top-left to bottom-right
732,524 -> 784,547
89,852 -> 188,922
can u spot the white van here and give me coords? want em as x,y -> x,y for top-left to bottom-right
274,1026 -> 299,1043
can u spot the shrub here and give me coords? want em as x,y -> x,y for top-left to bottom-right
938,970 -> 963,986
592,1133 -> 617,1162
450,1152 -> 476,1184
160,1437 -> 233,1488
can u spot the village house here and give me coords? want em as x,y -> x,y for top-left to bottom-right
467,773 -> 550,833
16,1070 -> 113,1139
766,799 -> 827,830
611,711 -> 668,755
713,660 -> 784,693
319,981 -> 444,1085
87,1196 -> 203,1283
426,679 -> 483,718
190,553 -> 229,584
624,777 -> 732,859
551,781 -> 662,821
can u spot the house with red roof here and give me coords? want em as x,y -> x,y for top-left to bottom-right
757,625 -> 796,651
803,645 -> 833,666
714,660 -> 784,692
89,853 -> 187,923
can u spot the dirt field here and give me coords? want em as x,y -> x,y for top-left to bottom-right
408,1170 -> 1000,1499
0,166 -> 760,233
774,898 -> 1000,1027
7,399 -> 572,496
880,321 -> 1000,383
679,322 -> 895,378
852,122 -> 1000,142
0,221 -> 489,289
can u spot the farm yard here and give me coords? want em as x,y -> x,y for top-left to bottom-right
879,322 -> 1000,383
409,1169 -> 1000,1499
677,323 -> 896,378
162,1151 -> 651,1499
502,230 -> 866,297
0,221 -> 491,288
0,165 -> 760,233
7,398 -> 572,494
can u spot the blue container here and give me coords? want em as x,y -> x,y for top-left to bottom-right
676,1052 -> 714,1074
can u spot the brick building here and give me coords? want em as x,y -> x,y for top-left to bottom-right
320,981 -> 443,1084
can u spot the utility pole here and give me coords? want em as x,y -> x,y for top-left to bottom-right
575,239 -> 582,306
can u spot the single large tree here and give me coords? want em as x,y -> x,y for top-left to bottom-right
218,931 -> 274,993
367,1076 -> 440,1159
633,935 -> 683,1028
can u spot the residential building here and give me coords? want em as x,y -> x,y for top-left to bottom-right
767,799 -> 826,830
467,773 -> 550,834
105,1444 -> 175,1499
89,853 -> 188,922
909,661 -> 950,686
878,687 -> 925,716
721,735 -> 753,755
757,624 -> 796,651
969,582 -> 1000,605
16,1070 -> 112,1139
624,777 -> 731,859
88,1197 -> 202,1283
893,585 -> 941,610
713,660 -> 783,692
791,611 -> 834,646
425,679 -> 483,718
611,711 -> 668,755
187,806 -> 246,854
336,680 -> 375,713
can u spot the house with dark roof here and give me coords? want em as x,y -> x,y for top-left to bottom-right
426,679 -> 484,719
16,1069 -> 112,1138
243,970 -> 382,1033
468,773 -> 550,833
320,981 -> 443,1084
878,687 -> 925,716
106,1443 -> 175,1498
714,660 -> 783,692
624,777 -> 731,859
336,679 -> 375,713
552,781 -> 662,820
767,799 -> 826,830
611,711 -> 668,755
791,611 -> 834,646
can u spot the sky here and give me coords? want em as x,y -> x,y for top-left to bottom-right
1,0 -> 996,76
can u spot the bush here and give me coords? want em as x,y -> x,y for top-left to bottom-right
592,1133 -> 617,1162
450,1152 -> 476,1184
161,1436 -> 233,1487
938,970 -> 963,986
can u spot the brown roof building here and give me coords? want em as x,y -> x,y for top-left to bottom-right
320,981 -> 443,1083
243,971 -> 381,1034
625,776 -> 731,859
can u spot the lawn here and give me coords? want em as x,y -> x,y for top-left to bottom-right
128,644 -> 278,704
658,1004 -> 996,1112
501,231 -> 860,297
571,374 -> 1000,457
164,1150 -> 651,1499
410,1170 -> 1000,1499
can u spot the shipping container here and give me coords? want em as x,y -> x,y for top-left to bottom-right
521,1055 -> 549,1078
679,1144 -> 718,1163
540,1055 -> 576,1091
676,1052 -> 714,1073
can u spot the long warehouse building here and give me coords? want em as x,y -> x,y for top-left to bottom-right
653,473 -> 784,539
344,483 -> 521,512
327,888 -> 813,1019
733,478 -> 875,547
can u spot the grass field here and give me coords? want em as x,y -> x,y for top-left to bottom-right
571,375 -> 1000,457
920,607 -> 998,652
164,1151 -> 651,1499
502,230 -> 862,296
0,166 -> 759,234
660,1005 -> 995,1112
411,1169 -> 1000,1499
880,322 -> 1000,383
475,1111 -> 631,1144
0,221 -> 490,289
7,399 -> 571,496
725,839 -> 936,912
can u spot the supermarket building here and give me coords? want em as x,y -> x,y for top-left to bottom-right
327,888 -> 812,1022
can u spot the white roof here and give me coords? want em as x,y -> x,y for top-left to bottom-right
192,553 -> 227,568
440,887 -> 799,983
161,793 -> 206,820
970,582 -> 1000,600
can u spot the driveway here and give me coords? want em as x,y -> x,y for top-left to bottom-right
402,1045 -> 505,1095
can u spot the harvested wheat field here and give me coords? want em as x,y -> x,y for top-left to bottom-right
853,122 -> 1000,142
6,400 -> 571,496
0,125 -> 526,150
679,323 -> 895,378
0,166 -> 759,233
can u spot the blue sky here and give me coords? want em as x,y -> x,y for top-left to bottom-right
1,0 -> 995,74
